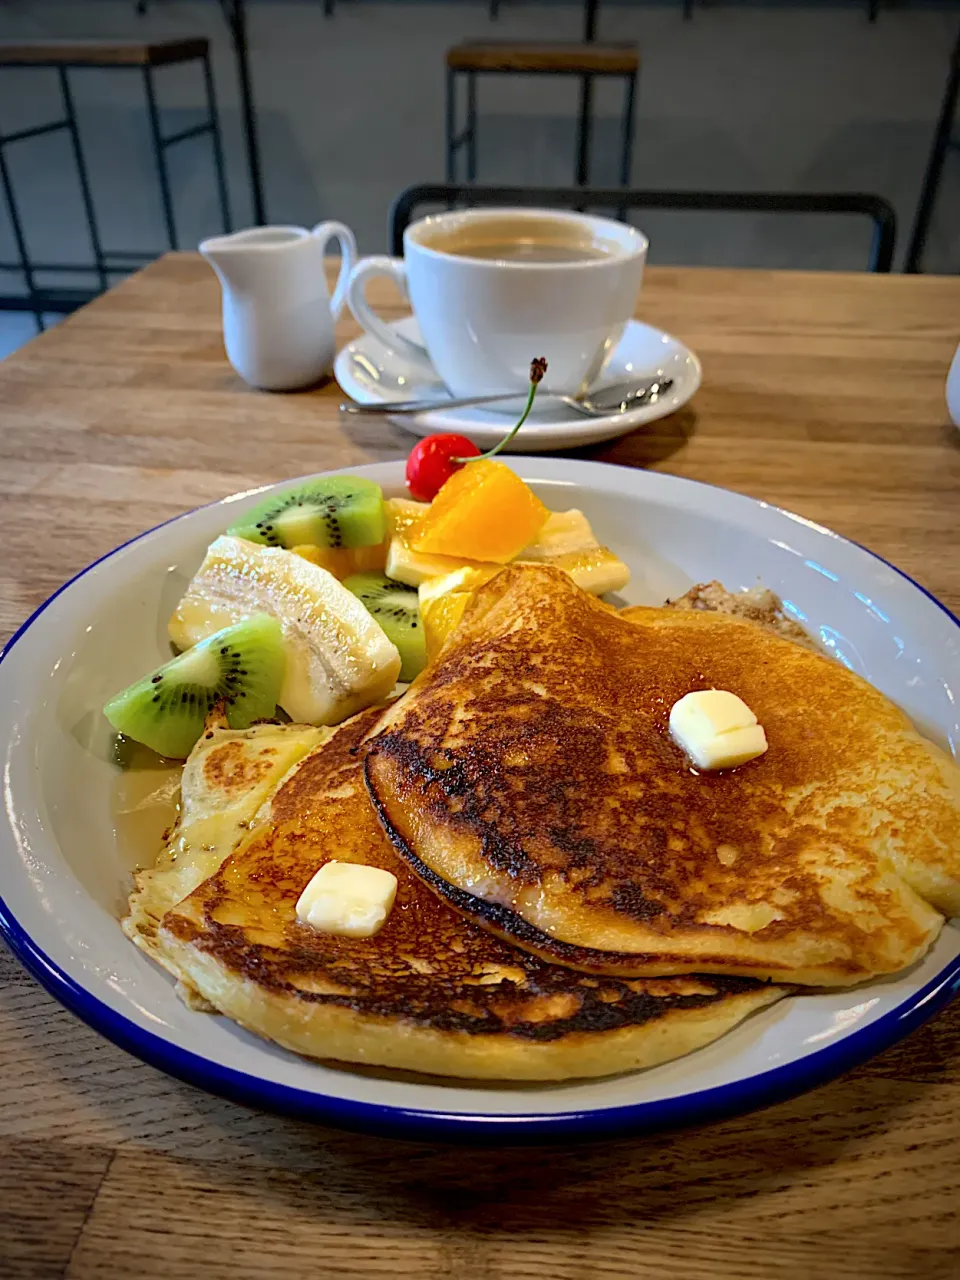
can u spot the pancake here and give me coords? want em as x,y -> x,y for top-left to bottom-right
155,709 -> 783,1080
365,564 -> 957,987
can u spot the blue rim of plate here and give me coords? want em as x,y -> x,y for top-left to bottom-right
1,467 -> 959,1146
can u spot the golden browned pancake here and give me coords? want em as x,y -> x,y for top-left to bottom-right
366,564 -> 957,987
156,709 -> 783,1080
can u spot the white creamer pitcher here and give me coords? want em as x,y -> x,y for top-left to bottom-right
200,222 -> 357,391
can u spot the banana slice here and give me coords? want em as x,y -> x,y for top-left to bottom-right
516,509 -> 631,595
169,535 -> 401,725
385,499 -> 630,595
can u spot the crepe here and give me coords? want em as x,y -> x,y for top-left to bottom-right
151,709 -> 783,1080
123,716 -> 327,1004
366,564 -> 957,987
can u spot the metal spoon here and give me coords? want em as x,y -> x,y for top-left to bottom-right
340,375 -> 674,419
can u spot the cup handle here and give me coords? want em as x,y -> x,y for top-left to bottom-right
345,256 -> 431,366
312,220 -> 358,320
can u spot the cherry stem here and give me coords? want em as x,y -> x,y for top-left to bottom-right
453,357 -> 547,464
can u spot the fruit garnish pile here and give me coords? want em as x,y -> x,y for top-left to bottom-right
104,358 -> 629,759
405,356 -> 547,502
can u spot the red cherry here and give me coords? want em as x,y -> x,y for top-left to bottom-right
405,433 -> 481,502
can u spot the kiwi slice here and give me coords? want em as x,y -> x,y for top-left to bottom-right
227,477 -> 386,551
344,573 -> 426,682
103,614 -> 285,759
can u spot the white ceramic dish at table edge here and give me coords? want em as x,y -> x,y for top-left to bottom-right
334,317 -> 701,452
1,459 -> 958,1146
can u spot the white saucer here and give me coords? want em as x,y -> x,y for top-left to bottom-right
335,317 -> 701,452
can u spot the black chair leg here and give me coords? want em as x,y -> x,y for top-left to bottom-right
59,67 -> 109,293
905,26 -> 960,273
583,0 -> 598,41
201,50 -> 232,233
0,139 -> 42,330
620,71 -> 636,188
223,0 -> 266,225
616,71 -> 637,220
143,64 -> 179,249
445,67 -> 457,183
575,73 -> 593,186
466,73 -> 478,182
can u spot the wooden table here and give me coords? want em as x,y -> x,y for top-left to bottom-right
1,254 -> 959,1279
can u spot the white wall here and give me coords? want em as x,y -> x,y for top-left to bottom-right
0,0 -> 955,354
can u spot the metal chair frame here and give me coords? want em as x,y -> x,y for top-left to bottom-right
389,183 -> 897,272
905,21 -> 960,274
446,56 -> 637,191
0,46 -> 231,328
134,1 -> 267,225
490,0 -> 882,22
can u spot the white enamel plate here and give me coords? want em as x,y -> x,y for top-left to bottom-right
1,459 -> 958,1144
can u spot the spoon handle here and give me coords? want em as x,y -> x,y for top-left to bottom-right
340,390 -> 528,415
341,375 -> 673,418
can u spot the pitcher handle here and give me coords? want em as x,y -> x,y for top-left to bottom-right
312,221 -> 358,320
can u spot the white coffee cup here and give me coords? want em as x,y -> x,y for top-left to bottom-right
345,208 -> 647,398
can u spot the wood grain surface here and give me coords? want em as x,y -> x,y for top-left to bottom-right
0,39 -> 210,67
0,253 -> 958,1279
446,41 -> 640,74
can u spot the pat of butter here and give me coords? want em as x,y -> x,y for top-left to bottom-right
669,689 -> 768,771
295,861 -> 398,938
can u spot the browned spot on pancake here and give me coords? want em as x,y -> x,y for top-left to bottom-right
203,740 -> 277,795
611,883 -> 666,921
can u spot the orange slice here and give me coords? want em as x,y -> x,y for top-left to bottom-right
411,460 -> 549,564
418,566 -> 500,660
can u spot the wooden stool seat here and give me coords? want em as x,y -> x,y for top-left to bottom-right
0,38 -> 209,68
447,41 -> 639,77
